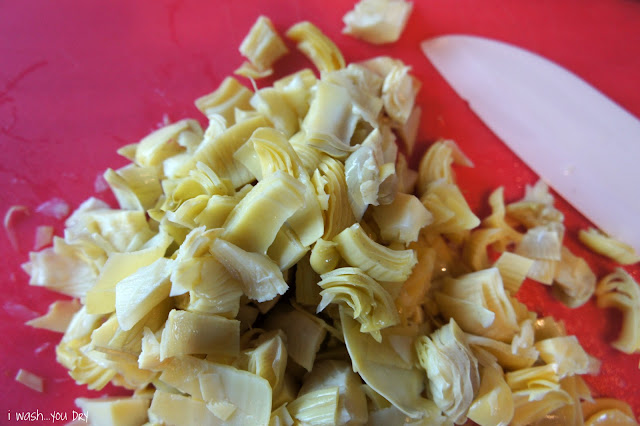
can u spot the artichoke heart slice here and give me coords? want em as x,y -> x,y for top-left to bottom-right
286,21 -> 345,73
211,238 -> 288,303
317,267 -> 399,342
222,170 -> 305,254
333,223 -> 417,282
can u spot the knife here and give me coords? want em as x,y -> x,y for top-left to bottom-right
421,35 -> 640,254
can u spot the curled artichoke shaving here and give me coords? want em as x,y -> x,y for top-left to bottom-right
437,268 -> 520,342
195,76 -> 253,125
242,331 -> 288,401
370,192 -> 432,245
342,0 -> 413,45
333,223 -> 417,282
286,21 -> 345,73
162,161 -> 234,212
421,179 -> 480,236
267,224 -> 309,270
417,139 -> 472,197
579,227 -> 640,265
237,16 -> 288,77
395,236 -> 435,327
222,170 -> 305,254
312,156 -> 357,239
302,81 -> 359,158
288,386 -> 340,425
551,246 -> 596,308
318,267 -> 398,342
251,127 -> 325,246
481,187 -> 523,251
582,398 -> 639,426
466,333 -> 538,371
415,319 -> 480,424
463,228 -> 506,271
595,268 -> 640,354
210,238 -> 288,303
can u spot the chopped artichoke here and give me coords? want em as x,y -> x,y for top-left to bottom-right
579,227 -> 640,265
237,16 -> 288,76
76,396 -> 150,426
552,246 -> 596,308
26,299 -> 82,333
286,21 -> 345,73
195,77 -> 253,125
342,0 -> 413,45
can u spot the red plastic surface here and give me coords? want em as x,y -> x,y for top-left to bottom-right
1,0 -> 639,422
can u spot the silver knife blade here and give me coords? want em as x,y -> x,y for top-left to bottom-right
422,35 -> 640,254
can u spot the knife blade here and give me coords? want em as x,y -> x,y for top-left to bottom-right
421,35 -> 640,254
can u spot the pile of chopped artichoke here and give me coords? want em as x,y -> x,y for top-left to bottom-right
21,15 -> 640,426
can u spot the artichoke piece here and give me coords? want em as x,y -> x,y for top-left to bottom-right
323,64 -> 384,128
396,152 -> 418,194
195,76 -> 253,125
251,127 -> 325,246
552,246 -> 596,308
342,0 -> 413,45
198,364 -> 272,425
298,360 -> 368,426
417,139 -> 472,196
250,88 -> 299,137
273,68 -> 318,118
333,223 -> 417,282
437,268 -> 519,342
466,333 -> 538,371
481,187 -> 523,251
159,309 -> 239,360
148,390 -> 223,426
507,365 -> 573,426
157,355 -> 219,399
85,230 -> 171,315
371,192 -> 432,245
244,332 -> 288,401
493,252 -> 534,294
415,319 -> 480,424
313,156 -> 357,239
579,227 -> 640,265
194,194 -> 242,230
467,363 -> 514,426
310,238 -> 341,275
340,307 -> 439,421
462,228 -> 505,271
395,236 -> 436,327
288,386 -> 340,426
115,257 -> 172,331
264,305 -> 327,372
421,179 -> 480,236
286,21 -> 345,73
582,398 -> 639,426
184,115 -> 271,189
75,396 -> 150,426
270,404 -> 295,426
290,130 -> 325,174
516,225 -> 562,261
381,63 -> 421,125
26,299 -> 82,333
134,119 -> 202,168
222,170 -> 305,254
210,238 -> 288,303
344,128 -> 396,221
302,81 -> 359,158
237,16 -> 288,77
103,164 -> 162,211
535,336 -> 600,379
317,267 -> 399,342
267,224 -> 309,271
595,268 -> 640,354
295,253 -> 322,306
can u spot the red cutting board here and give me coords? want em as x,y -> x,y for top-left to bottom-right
1,0 -> 639,423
